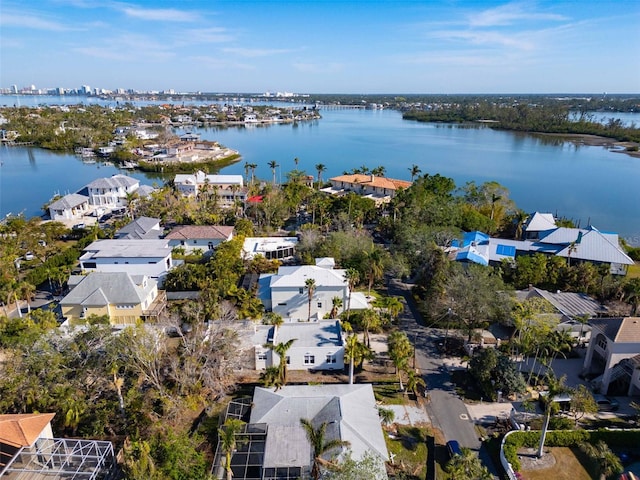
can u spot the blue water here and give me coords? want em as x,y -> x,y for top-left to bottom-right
1,100 -> 639,245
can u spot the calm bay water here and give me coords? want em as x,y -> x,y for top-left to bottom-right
1,97 -> 639,244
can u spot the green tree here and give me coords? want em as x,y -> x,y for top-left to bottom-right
568,385 -> 598,426
323,450 -> 387,480
387,331 -> 413,391
446,447 -> 492,480
357,308 -> 381,348
330,296 -> 343,319
580,441 -> 623,480
315,163 -> 327,188
268,160 -> 279,186
218,418 -> 247,480
344,334 -> 373,384
408,164 -> 421,181
300,418 -> 351,480
305,277 -> 317,321
265,339 -> 296,389
344,268 -> 360,322
404,369 -> 426,398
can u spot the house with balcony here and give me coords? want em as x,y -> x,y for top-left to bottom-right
257,258 -> 369,322
60,272 -> 166,325
79,239 -> 173,285
47,193 -> 90,221
165,225 -> 234,253
242,236 -> 298,261
321,174 -> 412,205
582,317 -> 640,395
173,170 -> 246,206
85,174 -> 140,208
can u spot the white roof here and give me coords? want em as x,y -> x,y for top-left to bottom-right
273,321 -> 343,348
270,265 -> 347,288
242,236 -> 298,255
524,212 -> 556,232
86,174 -> 139,190
81,239 -> 170,259
48,193 -> 89,210
174,171 -> 243,187
250,384 -> 389,470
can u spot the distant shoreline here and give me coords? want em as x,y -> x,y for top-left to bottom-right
534,132 -> 640,159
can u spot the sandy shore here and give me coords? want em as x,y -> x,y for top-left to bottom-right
538,132 -> 640,158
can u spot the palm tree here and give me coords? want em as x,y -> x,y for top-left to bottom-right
330,296 -> 343,319
125,191 -> 139,220
371,165 -> 386,177
388,331 -> 413,391
364,247 -> 385,296
305,278 -> 317,321
344,268 -> 360,322
409,164 -> 421,181
244,161 -> 251,183
315,163 -> 326,188
344,334 -> 373,384
268,160 -> 279,186
537,372 -> 568,457
294,157 -> 300,168
249,163 -> 258,184
18,281 -> 35,314
446,447 -> 492,480
513,210 -> 529,239
265,339 -> 296,389
359,308 -> 381,348
299,418 -> 351,480
218,418 -> 247,480
377,407 -> 395,426
404,369 -> 426,398
580,441 -> 623,480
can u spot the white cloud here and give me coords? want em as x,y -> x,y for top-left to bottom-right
182,27 -> 234,44
120,6 -> 199,22
221,47 -> 296,58
430,29 -> 536,51
0,12 -> 72,31
469,2 -> 567,27
73,34 -> 176,61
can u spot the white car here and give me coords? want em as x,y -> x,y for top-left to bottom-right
24,252 -> 34,261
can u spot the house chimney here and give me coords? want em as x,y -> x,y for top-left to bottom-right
370,174 -> 375,182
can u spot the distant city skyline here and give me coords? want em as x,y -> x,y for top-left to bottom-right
1,0 -> 639,94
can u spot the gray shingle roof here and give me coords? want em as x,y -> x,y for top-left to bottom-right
48,193 -> 89,210
273,321 -> 343,348
60,272 -> 155,306
590,317 -> 640,343
86,174 -> 139,189
164,225 -> 234,240
115,217 -> 161,239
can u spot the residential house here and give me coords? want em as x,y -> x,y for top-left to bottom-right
321,174 -> 412,205
85,174 -> 140,208
213,384 -> 388,480
165,225 -> 234,253
114,216 -> 163,240
521,212 -> 557,240
173,170 -> 246,206
79,239 -> 173,284
451,223 -> 634,275
0,413 -> 116,480
60,272 -> 165,325
582,317 -> 640,395
257,258 -> 369,321
47,193 -> 90,221
242,236 -> 298,261
253,321 -> 345,371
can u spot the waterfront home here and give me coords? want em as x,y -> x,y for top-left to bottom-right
451,224 -> 634,275
216,384 -> 388,479
582,317 -> 640,396
79,239 -> 173,285
85,174 -> 140,208
257,258 -> 369,321
242,236 -> 298,261
321,173 -> 412,205
60,271 -> 165,325
0,413 -> 116,479
173,170 -> 246,206
165,225 -> 234,253
47,193 -> 90,221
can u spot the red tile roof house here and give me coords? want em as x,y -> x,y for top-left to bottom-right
165,225 -> 234,255
321,174 -> 411,205
0,413 -> 117,478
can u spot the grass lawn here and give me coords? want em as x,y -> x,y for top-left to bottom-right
385,425 -> 430,480
519,447 -> 593,480
374,383 -> 408,405
628,262 -> 640,279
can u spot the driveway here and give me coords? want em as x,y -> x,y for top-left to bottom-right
388,278 -> 500,478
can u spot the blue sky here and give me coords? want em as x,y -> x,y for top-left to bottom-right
1,0 -> 639,94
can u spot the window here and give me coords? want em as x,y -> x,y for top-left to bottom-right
83,262 -> 97,269
277,302 -> 287,306
286,356 -> 291,365
596,336 -> 608,351
496,244 -> 516,256
299,287 -> 304,294
317,302 -> 322,308
208,242 -> 214,250
257,352 -> 267,361
326,353 -> 336,364
304,354 -> 315,365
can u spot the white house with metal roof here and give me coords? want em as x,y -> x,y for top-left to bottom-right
60,272 -> 163,325
85,174 -> 140,207
173,170 -> 246,206
249,384 -> 389,479
79,239 -> 173,285
47,193 -> 90,221
242,236 -> 298,261
258,258 -> 369,321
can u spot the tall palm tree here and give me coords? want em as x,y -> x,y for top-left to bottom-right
359,308 -> 381,348
249,163 -> 258,184
268,160 -> 279,186
371,165 -> 386,177
409,164 -> 421,181
265,339 -> 296,389
446,447 -> 492,480
294,157 -> 300,168
305,278 -> 317,321
315,163 -> 326,188
218,418 -> 247,480
344,268 -> 360,322
299,418 -> 351,480
244,161 -> 251,184
404,369 -> 426,398
537,372 -> 568,457
343,334 -> 373,384
580,441 -> 623,480
388,331 -> 413,390
364,247 -> 385,296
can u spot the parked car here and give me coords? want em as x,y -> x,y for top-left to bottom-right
24,251 -> 34,261
593,394 -> 619,412
446,440 -> 462,459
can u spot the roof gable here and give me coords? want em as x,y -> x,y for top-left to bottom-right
165,225 -> 234,240
0,413 -> 55,448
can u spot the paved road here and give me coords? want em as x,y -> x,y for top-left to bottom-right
388,277 -> 501,478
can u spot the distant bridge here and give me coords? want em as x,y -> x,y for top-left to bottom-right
314,104 -> 366,110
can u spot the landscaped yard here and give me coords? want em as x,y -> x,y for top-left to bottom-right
628,262 -> 640,279
385,424 -> 430,480
518,447 -> 593,480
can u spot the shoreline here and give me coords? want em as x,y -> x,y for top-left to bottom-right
532,132 -> 640,159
